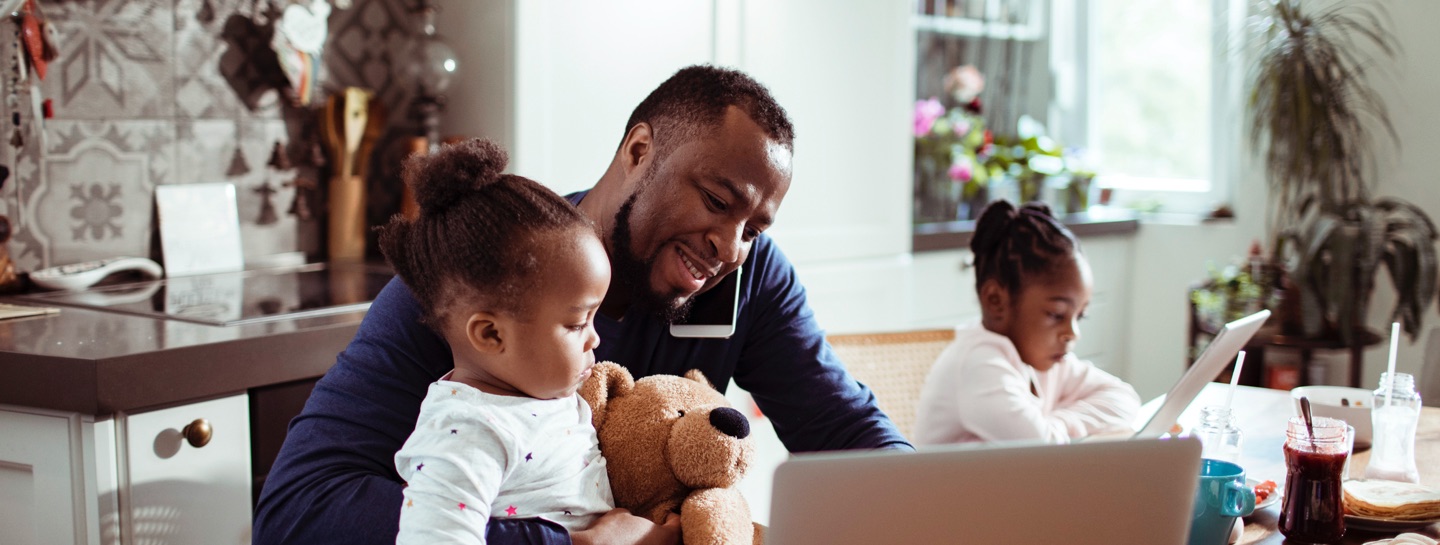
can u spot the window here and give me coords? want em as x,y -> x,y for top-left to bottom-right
1051,0 -> 1245,215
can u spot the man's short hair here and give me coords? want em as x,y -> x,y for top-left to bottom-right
622,65 -> 796,159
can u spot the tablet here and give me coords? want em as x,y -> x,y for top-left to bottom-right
1134,309 -> 1270,438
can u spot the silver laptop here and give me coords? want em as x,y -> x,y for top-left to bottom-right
767,438 -> 1202,545
1132,309 -> 1270,438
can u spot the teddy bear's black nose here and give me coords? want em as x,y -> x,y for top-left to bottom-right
709,407 -> 750,439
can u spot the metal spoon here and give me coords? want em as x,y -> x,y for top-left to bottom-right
1299,396 -> 1315,439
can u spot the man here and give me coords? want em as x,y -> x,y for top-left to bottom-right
254,65 -> 911,545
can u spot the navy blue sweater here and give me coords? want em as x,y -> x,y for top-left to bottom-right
253,194 -> 911,544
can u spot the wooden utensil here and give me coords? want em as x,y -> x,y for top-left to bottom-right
321,87 -> 373,262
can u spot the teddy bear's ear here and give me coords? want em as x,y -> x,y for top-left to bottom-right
579,361 -> 634,430
682,368 -> 715,390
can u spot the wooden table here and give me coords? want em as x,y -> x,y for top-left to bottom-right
1151,383 -> 1440,544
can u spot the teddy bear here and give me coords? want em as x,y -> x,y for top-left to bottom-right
579,361 -> 763,545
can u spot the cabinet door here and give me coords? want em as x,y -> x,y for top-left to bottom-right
739,0 -> 915,264
0,408 -> 99,545
119,394 -> 251,545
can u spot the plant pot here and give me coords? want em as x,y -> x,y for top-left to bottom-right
1274,274 -> 1306,336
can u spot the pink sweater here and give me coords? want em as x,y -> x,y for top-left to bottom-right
913,324 -> 1140,445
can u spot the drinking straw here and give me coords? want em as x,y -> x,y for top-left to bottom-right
1386,321 -> 1401,405
1224,350 -> 1247,413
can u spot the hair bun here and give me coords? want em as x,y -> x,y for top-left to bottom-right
1018,201 -> 1055,219
404,138 -> 509,214
971,199 -> 1017,255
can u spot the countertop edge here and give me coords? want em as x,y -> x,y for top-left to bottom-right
1,318 -> 361,416
912,212 -> 1141,252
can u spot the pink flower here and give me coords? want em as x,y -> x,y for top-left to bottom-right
944,65 -> 986,104
952,117 -> 971,138
914,97 -> 945,137
948,160 -> 973,182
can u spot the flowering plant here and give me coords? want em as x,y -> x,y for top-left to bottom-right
914,65 -> 1078,222
913,66 -> 992,222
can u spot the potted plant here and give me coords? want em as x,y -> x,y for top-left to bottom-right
1248,0 -> 1438,343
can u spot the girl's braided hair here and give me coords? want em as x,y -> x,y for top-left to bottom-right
970,200 -> 1080,296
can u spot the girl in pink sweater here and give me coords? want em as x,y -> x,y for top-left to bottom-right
914,200 -> 1139,445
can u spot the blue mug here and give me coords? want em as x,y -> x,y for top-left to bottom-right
1188,458 -> 1256,545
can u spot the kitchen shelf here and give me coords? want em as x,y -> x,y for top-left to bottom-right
912,14 -> 1043,41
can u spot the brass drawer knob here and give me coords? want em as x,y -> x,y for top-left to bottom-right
181,418 -> 213,448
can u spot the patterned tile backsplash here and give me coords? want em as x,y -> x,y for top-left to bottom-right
2,0 -> 419,272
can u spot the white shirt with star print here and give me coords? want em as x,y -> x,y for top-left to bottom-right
395,378 -> 614,544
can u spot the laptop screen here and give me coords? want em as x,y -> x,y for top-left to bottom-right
767,438 -> 1203,545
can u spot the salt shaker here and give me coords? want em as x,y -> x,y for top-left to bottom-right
1196,405 -> 1243,463
1365,372 -> 1421,483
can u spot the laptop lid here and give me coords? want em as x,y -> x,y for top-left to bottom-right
767,438 -> 1202,545
1133,309 -> 1270,438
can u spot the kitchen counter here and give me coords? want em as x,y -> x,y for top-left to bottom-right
0,296 -> 366,416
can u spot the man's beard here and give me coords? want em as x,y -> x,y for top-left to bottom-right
611,192 -> 696,323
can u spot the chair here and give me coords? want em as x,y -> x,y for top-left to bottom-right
1423,327 -> 1440,406
828,328 -> 956,440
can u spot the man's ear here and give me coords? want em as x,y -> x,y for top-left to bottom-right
465,312 -> 505,354
618,122 -> 654,178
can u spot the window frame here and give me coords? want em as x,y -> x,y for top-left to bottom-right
1052,0 -> 1247,217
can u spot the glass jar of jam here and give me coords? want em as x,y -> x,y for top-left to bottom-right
1278,416 -> 1348,543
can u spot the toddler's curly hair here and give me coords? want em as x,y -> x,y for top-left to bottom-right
378,138 -> 592,326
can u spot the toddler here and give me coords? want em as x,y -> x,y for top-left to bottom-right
381,139 -> 615,543
914,200 -> 1140,445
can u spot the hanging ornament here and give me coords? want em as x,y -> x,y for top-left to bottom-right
226,120 -> 250,176
308,138 -> 326,168
286,176 -> 318,221
267,140 -> 292,171
254,181 -> 279,225
38,3 -> 58,63
18,0 -> 46,80
271,0 -> 331,106
197,0 -> 217,25
227,145 -> 251,176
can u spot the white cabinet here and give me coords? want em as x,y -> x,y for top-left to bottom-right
118,394 -> 252,545
0,393 -> 252,545
799,233 -> 1135,374
436,0 -> 717,198
0,409 -> 104,545
1071,235 -> 1135,374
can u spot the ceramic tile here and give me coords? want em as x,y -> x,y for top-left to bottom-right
325,0 -> 415,129
2,0 -> 421,271
174,0 -> 283,118
12,120 -> 175,268
174,118 -> 298,261
43,0 -> 175,119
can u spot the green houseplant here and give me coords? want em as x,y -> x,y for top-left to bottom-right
1248,0 -> 1438,342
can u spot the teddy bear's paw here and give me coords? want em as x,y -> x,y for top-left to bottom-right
681,488 -> 755,545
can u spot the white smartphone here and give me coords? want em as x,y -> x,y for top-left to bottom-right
669,266 -> 742,338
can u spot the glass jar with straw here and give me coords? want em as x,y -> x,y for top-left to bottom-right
1196,351 -> 1248,463
1366,322 -> 1422,483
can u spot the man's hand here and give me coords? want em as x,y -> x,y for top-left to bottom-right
570,508 -> 681,545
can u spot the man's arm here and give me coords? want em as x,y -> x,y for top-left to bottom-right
252,278 -> 571,545
730,238 -> 913,453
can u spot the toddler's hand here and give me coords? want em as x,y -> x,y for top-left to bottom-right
572,508 -> 681,545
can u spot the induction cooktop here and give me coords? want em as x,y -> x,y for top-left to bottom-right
18,262 -> 394,326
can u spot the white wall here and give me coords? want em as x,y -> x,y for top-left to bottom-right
1126,0 -> 1440,399
1349,0 -> 1440,386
